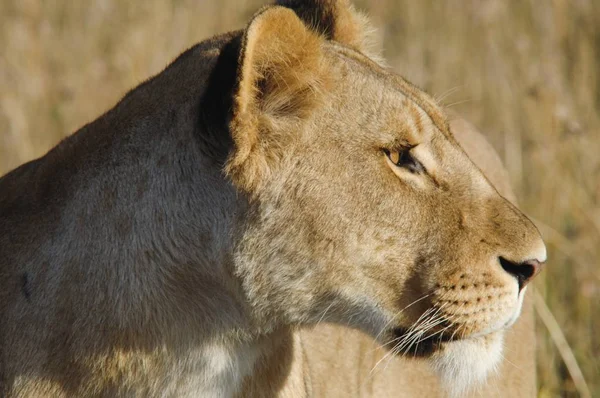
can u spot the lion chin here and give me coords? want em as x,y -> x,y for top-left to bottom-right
387,325 -> 505,396
430,332 -> 504,397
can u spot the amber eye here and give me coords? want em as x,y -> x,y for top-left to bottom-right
385,148 -> 424,173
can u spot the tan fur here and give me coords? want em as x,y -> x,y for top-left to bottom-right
0,1 -> 545,397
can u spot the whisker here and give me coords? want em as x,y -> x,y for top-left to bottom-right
499,351 -> 523,372
399,315 -> 447,355
397,308 -> 447,354
434,85 -> 463,103
315,301 -> 336,325
371,307 -> 439,375
444,98 -> 473,108
414,322 -> 454,347
373,293 -> 432,342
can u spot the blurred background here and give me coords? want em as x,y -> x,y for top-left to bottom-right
0,0 -> 598,396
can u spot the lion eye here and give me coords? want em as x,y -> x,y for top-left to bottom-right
385,149 -> 424,173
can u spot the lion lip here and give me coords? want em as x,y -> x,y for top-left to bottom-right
389,327 -> 455,357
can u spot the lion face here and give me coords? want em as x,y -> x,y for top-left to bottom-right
227,3 -> 546,392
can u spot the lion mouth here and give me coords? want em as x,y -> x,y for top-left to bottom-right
389,327 -> 456,357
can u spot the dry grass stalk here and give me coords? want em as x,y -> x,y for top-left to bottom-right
534,291 -> 591,398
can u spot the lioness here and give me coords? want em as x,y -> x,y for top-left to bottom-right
0,0 -> 546,397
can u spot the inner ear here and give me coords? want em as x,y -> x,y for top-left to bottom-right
277,0 -> 383,60
226,6 -> 327,194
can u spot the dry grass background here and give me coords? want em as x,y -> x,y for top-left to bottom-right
0,0 -> 598,396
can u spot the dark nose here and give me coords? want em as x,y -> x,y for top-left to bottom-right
499,257 -> 544,290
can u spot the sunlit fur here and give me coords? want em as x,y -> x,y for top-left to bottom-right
432,333 -> 504,397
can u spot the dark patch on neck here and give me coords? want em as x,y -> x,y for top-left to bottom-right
196,35 -> 241,163
21,272 -> 31,302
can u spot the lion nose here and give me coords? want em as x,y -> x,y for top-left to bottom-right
499,257 -> 544,291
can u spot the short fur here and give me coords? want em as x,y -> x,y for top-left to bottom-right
0,1 -> 545,397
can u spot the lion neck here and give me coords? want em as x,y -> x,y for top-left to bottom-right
49,31 -> 298,394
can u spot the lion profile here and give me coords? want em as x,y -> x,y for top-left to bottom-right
0,0 -> 545,397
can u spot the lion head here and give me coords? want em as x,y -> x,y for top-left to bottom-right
226,0 -> 546,393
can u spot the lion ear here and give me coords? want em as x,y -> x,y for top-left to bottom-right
277,0 -> 383,62
227,6 -> 327,193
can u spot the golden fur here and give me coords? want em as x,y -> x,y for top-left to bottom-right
0,1 -> 545,396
